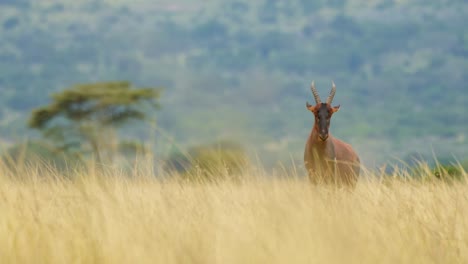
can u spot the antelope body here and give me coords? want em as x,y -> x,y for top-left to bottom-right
304,81 -> 360,186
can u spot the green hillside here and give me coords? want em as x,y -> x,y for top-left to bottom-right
0,0 -> 466,167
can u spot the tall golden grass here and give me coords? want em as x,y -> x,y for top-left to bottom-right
0,160 -> 467,264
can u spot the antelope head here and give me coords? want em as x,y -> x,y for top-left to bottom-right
306,81 -> 341,141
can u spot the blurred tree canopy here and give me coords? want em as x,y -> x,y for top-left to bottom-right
28,81 -> 161,163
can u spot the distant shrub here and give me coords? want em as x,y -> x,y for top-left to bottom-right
165,140 -> 249,181
432,163 -> 466,182
1,140 -> 84,174
405,159 -> 467,183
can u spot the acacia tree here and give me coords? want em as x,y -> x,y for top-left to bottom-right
28,81 -> 161,164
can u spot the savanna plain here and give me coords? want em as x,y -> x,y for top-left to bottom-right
0,161 -> 467,264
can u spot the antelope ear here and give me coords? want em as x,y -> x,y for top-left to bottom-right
331,105 -> 340,113
306,102 -> 315,112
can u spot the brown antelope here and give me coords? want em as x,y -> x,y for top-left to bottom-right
304,81 -> 360,186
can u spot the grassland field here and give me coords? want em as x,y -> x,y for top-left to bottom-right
0,161 -> 467,264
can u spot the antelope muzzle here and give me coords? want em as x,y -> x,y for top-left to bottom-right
318,125 -> 329,141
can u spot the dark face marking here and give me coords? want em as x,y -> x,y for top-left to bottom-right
315,104 -> 332,141
306,102 -> 340,141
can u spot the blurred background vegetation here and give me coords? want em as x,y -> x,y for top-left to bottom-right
0,0 -> 466,173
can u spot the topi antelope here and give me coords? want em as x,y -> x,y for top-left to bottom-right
304,81 -> 360,186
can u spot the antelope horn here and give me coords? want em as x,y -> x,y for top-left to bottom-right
310,81 -> 321,105
326,81 -> 336,104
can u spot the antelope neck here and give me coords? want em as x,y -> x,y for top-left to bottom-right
309,128 -> 335,157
